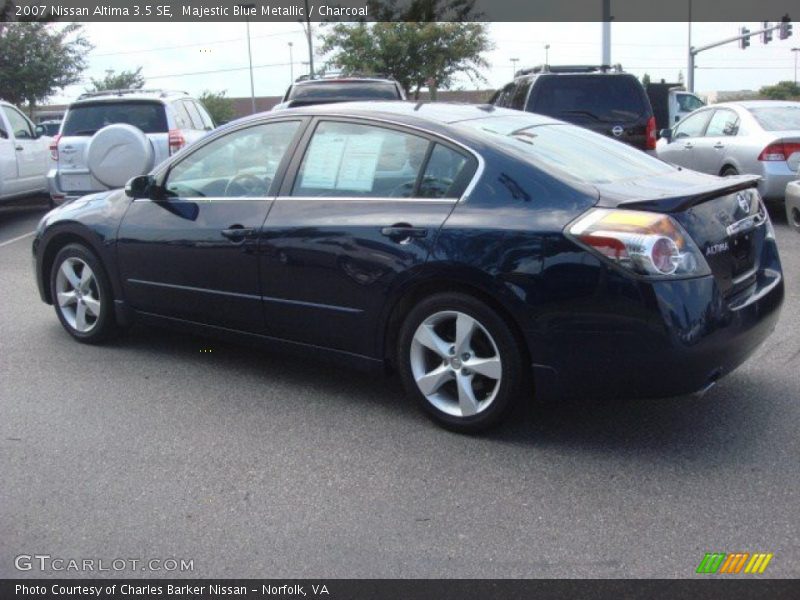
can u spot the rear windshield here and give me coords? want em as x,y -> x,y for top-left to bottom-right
289,82 -> 400,101
748,105 -> 800,131
61,101 -> 167,136
458,115 -> 672,184
531,75 -> 648,122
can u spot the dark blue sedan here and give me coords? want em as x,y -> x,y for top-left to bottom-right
32,102 -> 784,432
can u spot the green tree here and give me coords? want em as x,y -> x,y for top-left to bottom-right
86,67 -> 145,93
759,80 -> 800,100
0,22 -> 91,111
319,22 -> 492,100
198,90 -> 235,125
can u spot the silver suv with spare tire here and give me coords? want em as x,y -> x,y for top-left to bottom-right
47,89 -> 214,204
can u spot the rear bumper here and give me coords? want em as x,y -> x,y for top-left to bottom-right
759,161 -> 796,200
47,168 -> 105,205
529,244 -> 784,400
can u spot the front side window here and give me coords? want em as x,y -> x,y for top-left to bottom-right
705,109 -> 739,137
2,106 -> 34,139
674,110 -> 712,139
292,121 -> 430,198
165,120 -> 301,198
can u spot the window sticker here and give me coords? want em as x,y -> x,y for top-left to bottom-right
300,132 -> 385,192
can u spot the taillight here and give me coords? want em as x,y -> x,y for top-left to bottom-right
758,141 -> 800,161
49,134 -> 61,161
645,116 -> 657,150
567,208 -> 711,279
168,129 -> 185,155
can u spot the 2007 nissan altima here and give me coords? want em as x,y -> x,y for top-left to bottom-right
32,102 -> 784,432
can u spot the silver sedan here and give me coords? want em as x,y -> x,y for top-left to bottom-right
656,101 -> 800,201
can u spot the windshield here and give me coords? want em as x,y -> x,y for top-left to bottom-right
458,115 -> 673,184
62,101 -> 167,136
289,82 -> 400,101
748,105 -> 800,131
532,75 -> 648,122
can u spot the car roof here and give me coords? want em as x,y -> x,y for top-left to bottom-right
70,89 -> 190,105
260,101 -> 559,126
293,78 -> 397,86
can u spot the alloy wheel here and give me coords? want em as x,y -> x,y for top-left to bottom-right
409,310 -> 503,418
55,257 -> 101,333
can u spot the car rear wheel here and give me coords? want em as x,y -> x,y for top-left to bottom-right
397,293 -> 525,433
50,243 -> 117,343
721,165 -> 739,177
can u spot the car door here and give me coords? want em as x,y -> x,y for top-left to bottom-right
658,109 -> 713,170
259,118 -> 478,357
117,118 -> 305,331
695,108 -> 740,175
1,104 -> 47,191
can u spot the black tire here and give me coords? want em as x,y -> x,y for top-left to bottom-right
50,243 -> 118,344
721,165 -> 739,177
396,292 -> 526,433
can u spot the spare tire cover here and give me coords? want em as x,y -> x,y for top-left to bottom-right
86,123 -> 155,188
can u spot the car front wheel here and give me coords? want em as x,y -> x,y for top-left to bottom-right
397,293 -> 525,433
50,243 -> 117,343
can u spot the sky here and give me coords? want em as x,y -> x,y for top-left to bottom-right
46,21 -> 800,105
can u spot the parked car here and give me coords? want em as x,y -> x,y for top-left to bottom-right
657,101 -> 800,201
0,100 -> 51,203
48,89 -> 215,205
491,64 -> 657,152
33,102 -> 783,432
645,81 -> 705,131
38,119 -> 62,137
786,169 -> 800,232
273,75 -> 406,110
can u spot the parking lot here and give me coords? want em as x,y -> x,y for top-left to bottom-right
1,195 -> 798,578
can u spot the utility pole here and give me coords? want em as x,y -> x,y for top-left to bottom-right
303,0 -> 314,78
687,0 -> 693,92
601,0 -> 611,65
288,42 -> 294,82
545,44 -> 550,64
237,3 -> 256,114
510,57 -> 519,76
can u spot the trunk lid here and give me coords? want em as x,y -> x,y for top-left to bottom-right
595,171 -> 767,299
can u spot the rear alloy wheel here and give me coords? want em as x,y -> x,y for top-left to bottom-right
721,165 -> 739,177
398,293 -> 525,432
50,243 -> 117,343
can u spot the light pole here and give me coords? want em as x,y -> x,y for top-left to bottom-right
288,42 -> 294,82
544,44 -> 550,65
302,0 -> 314,78
510,57 -> 519,76
793,48 -> 800,85
238,3 -> 256,114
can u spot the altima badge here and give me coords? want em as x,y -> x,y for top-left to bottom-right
705,241 -> 729,257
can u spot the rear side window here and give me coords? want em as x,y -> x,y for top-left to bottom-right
171,101 -> 192,129
674,110 -> 712,139
419,144 -> 472,199
62,101 -> 168,136
748,106 -> 800,131
459,116 -> 672,184
705,109 -> 739,137
289,82 -> 400,101
530,75 -> 648,122
182,100 -> 205,130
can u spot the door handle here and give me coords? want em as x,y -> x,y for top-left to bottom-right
713,142 -> 724,149
221,226 -> 255,241
381,224 -> 428,240
15,145 -> 23,151
683,142 -> 694,149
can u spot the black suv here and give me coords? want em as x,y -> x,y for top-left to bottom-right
274,75 -> 406,110
492,65 -> 657,152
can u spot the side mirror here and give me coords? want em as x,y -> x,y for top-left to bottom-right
125,174 -> 159,199
659,128 -> 673,142
34,125 -> 45,138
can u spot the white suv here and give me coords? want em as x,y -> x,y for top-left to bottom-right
48,89 -> 215,204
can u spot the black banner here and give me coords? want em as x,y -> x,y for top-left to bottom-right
2,0 -> 799,22
3,579 -> 800,600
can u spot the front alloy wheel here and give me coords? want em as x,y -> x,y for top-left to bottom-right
398,293 -> 525,432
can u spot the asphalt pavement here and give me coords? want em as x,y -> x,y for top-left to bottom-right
1,195 -> 798,578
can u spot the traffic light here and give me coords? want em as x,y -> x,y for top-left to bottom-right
762,22 -> 773,44
779,14 -> 793,40
740,27 -> 751,49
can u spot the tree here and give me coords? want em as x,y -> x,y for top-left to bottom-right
86,67 -> 145,93
641,73 -> 651,86
319,22 -> 492,99
199,90 -> 235,125
759,80 -> 800,100
0,22 -> 91,110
